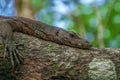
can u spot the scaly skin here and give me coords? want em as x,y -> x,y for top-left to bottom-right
0,16 -> 92,68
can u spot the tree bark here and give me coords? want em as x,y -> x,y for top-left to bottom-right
0,33 -> 119,80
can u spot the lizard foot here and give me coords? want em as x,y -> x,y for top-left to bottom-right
4,43 -> 24,68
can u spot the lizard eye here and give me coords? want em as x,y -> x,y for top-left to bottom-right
70,33 -> 75,38
69,32 -> 81,39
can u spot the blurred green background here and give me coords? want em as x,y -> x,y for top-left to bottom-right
0,0 -> 119,48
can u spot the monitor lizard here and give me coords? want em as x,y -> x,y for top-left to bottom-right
0,15 -> 92,67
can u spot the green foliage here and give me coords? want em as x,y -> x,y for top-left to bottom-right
36,9 -> 54,25
30,0 -> 46,12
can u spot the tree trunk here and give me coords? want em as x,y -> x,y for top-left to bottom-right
0,33 -> 119,80
15,0 -> 35,19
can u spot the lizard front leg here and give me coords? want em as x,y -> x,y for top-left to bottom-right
0,21 -> 23,68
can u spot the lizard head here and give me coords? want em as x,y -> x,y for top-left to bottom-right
60,31 -> 92,49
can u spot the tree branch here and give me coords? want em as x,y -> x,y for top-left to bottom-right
0,33 -> 119,80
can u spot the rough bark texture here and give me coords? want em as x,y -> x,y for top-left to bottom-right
0,33 -> 119,80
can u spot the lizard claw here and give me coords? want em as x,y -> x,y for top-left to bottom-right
3,47 -> 7,59
4,43 -> 24,68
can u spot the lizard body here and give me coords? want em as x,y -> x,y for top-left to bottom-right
0,16 -> 92,67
